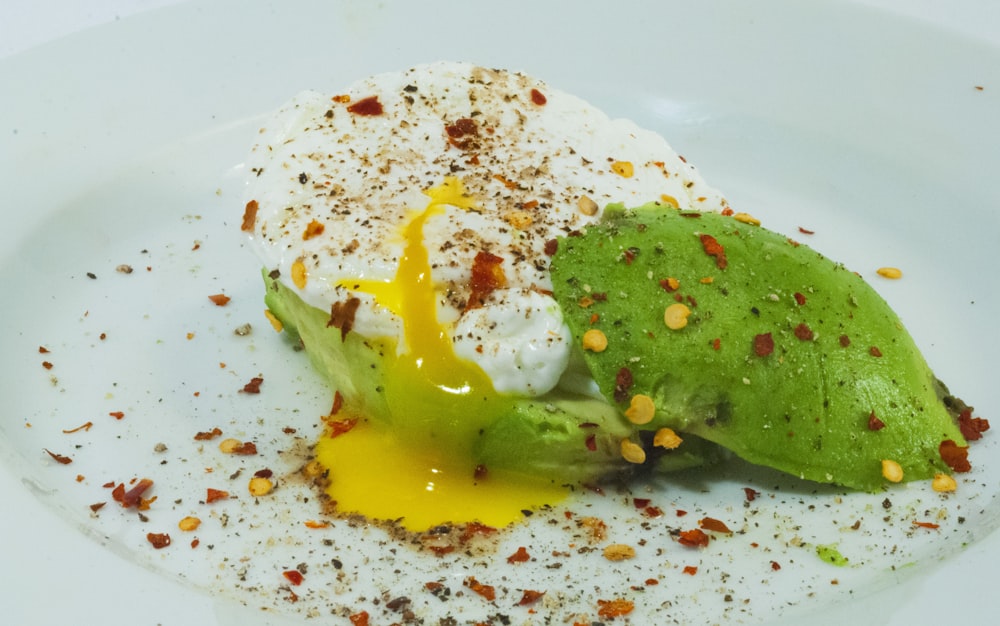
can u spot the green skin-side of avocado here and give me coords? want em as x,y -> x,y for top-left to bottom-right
260,269 -> 715,485
549,203 -> 966,491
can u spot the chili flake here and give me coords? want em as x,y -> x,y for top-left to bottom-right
241,200 -> 258,232
43,449 -> 73,465
529,88 -> 547,105
466,250 -> 507,311
699,233 -> 728,269
518,589 -> 545,606
597,598 -> 635,618
958,409 -> 990,441
346,95 -> 383,116
699,517 -> 732,534
939,440 -> 971,472
206,488 -> 229,504
867,411 -> 886,431
507,546 -> 531,564
241,376 -> 263,394
146,532 -> 171,549
208,293 -> 231,306
794,323 -> 815,341
464,576 -> 496,601
677,528 -> 710,548
753,333 -> 774,356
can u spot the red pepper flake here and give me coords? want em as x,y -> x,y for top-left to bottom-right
230,441 -> 258,455
282,570 -> 304,586
205,488 -> 230,504
678,528 -> 710,547
241,376 -> 264,394
43,449 -> 73,465
194,427 -> 223,441
543,238 -> 558,256
146,532 -> 171,549
464,576 -> 496,601
109,478 -> 155,508
958,409 -> 991,441
939,440 -> 971,472
622,248 -> 637,265
699,234 -> 728,269
793,292 -> 807,306
770,560 -> 782,571
676,509 -> 688,517
466,251 -> 507,311
518,589 -> 545,606
597,598 -> 635,618
584,433 -> 597,451
507,546 -> 531,564
304,520 -> 330,529
869,346 -> 883,357
208,293 -> 231,306
460,521 -> 498,543
794,323 -> 814,341
743,487 -> 760,502
302,219 -> 325,240
839,334 -> 851,347
659,277 -> 680,292
89,502 -> 106,512
867,411 -> 886,431
62,421 -> 93,434
330,391 -> 344,416
711,337 -> 721,351
327,418 -> 357,438
241,200 -> 258,232
108,411 -> 125,420
190,538 -> 200,549
38,346 -> 50,354
346,95 -> 383,116
633,498 -> 651,509
643,506 -> 665,518
328,297 -> 362,341
348,611 -> 370,626
530,88 -> 547,106
427,545 -> 455,556
682,565 -> 698,576
42,361 -> 53,370
798,226 -> 815,235
753,333 -> 774,356
699,517 -> 732,533
913,521 -> 940,530
613,367 -> 634,403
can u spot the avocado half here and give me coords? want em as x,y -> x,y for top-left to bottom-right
548,203 -> 967,491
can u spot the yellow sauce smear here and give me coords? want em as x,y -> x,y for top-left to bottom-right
316,177 -> 566,531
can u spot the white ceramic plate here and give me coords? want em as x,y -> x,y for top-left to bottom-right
2,1 -> 998,624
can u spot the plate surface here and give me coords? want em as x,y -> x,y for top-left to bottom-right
1,1 -> 999,624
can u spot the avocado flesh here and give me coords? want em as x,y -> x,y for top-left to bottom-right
549,204 -> 965,491
261,269 -> 717,484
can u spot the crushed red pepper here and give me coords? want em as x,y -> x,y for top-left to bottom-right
466,251 -> 506,311
282,570 -> 304,586
507,546 -> 530,563
206,488 -> 230,503
241,200 -> 258,232
62,421 -> 93,434
208,293 -> 231,306
194,427 -> 223,441
613,367 -> 634,403
241,376 -> 264,394
682,565 -> 698,575
44,449 -> 73,465
327,418 -> 357,438
530,88 -> 547,105
348,611 -> 370,626
699,233 -> 728,269
794,323 -> 814,341
146,532 -> 171,549
743,487 -> 760,502
112,478 -> 154,508
939,440 -> 971,472
958,409 -> 991,441
699,517 -> 733,534
518,589 -> 545,606
753,333 -> 774,357
597,598 -> 635,618
677,528 -> 710,548
328,297 -> 362,341
346,95 -> 383,116
330,391 -> 344,416
867,411 -> 886,431
464,576 -> 496,601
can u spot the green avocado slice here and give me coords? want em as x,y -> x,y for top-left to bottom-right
549,203 -> 966,491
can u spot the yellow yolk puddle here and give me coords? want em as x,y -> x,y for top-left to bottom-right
316,177 -> 567,531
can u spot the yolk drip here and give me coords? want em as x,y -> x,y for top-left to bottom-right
317,177 -> 567,531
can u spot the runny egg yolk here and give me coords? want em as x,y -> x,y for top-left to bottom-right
317,177 -> 567,531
